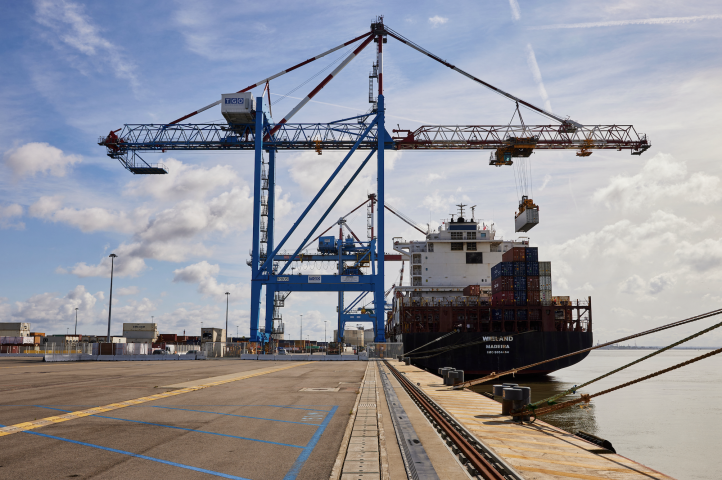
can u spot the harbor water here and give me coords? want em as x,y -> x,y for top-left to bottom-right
471,349 -> 722,480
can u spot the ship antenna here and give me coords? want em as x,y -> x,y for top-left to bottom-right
456,203 -> 467,219
471,205 -> 477,221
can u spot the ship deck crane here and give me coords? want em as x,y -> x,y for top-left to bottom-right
99,17 -> 650,344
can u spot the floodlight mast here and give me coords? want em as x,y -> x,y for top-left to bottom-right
98,18 -> 650,346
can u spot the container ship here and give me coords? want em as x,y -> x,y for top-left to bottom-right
386,207 -> 592,377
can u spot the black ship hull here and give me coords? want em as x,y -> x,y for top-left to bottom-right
399,331 -> 593,377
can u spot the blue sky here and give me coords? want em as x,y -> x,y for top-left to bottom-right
1,1 -> 722,345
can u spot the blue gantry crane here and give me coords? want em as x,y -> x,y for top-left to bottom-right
99,17 -> 650,344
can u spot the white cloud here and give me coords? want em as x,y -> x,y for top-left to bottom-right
422,190 -> 456,212
532,15 -> 722,30
424,173 -> 446,184
428,16 -> 448,28
116,286 -> 140,296
0,204 -> 24,230
4,143 -> 81,177
124,158 -> 238,201
29,196 -> 150,234
173,261 -> 249,301
675,238 -> 722,274
593,153 -> 722,210
9,285 -> 103,326
508,0 -> 521,21
538,173 -> 552,191
34,0 -> 139,89
525,44 -> 552,113
618,272 -> 675,297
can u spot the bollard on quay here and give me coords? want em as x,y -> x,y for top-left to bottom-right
404,357 -> 411,365
502,387 -> 523,416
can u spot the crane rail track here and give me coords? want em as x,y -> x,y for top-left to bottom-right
382,360 -> 522,480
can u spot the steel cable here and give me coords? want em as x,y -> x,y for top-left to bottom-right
529,318 -> 722,409
517,347 -> 722,418
458,308 -> 722,388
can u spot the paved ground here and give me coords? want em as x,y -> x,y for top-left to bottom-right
0,357 -> 366,479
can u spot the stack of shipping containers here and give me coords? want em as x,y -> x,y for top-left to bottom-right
492,246 -> 552,306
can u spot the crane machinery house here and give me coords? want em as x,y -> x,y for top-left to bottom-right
221,92 -> 255,124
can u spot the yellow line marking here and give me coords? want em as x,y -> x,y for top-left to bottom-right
516,466 -> 667,480
482,436 -> 581,448
0,362 -> 310,437
484,445 -> 611,459
502,454 -> 661,473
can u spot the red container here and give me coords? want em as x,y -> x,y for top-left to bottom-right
527,291 -> 541,306
492,276 -> 514,293
526,276 -> 540,291
502,247 -> 526,263
463,285 -> 481,296
492,291 -> 514,305
158,334 -> 177,342
529,309 -> 541,321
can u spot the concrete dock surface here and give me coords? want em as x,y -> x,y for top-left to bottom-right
0,357 -> 674,479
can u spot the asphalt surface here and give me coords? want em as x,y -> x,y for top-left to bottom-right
0,357 -> 366,479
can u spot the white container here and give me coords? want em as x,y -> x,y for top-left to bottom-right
539,261 -> 551,276
221,92 -> 255,124
540,275 -> 552,289
515,208 -> 539,233
540,290 -> 552,303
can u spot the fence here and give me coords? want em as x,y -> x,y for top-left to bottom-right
365,342 -> 403,359
0,342 -> 93,355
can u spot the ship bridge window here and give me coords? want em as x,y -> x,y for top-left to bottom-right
451,243 -> 464,251
467,232 -> 476,240
428,243 -> 434,252
467,242 -> 477,251
451,232 -> 463,240
412,265 -> 422,275
412,254 -> 422,264
466,252 -> 483,264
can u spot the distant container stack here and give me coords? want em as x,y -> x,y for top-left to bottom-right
491,247 -> 552,306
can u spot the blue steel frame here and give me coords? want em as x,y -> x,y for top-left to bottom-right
250,96 -> 391,343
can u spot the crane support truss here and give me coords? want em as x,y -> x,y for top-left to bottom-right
100,122 -> 649,173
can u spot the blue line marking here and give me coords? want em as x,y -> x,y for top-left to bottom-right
151,406 -> 323,426
35,407 -> 304,449
283,406 -> 338,480
0,424 -> 251,480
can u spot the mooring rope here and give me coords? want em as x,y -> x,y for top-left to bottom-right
529,318 -> 722,409
515,346 -> 722,418
458,308 -> 722,388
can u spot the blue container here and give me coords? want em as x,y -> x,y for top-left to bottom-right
513,277 -> 527,290
514,262 -> 526,276
492,262 -> 514,280
517,310 -> 528,321
504,310 -> 515,321
514,291 -> 527,305
526,262 -> 540,276
492,309 -> 502,321
525,247 -> 539,263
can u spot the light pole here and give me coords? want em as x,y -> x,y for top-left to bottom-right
225,292 -> 230,343
300,314 -> 303,353
107,253 -> 117,343
324,320 -> 327,348
74,307 -> 78,336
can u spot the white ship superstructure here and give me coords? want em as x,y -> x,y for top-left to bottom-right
392,210 -> 526,299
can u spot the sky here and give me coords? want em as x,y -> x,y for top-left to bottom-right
1,0 -> 721,346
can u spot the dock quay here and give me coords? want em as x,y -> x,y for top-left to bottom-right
0,357 -> 673,479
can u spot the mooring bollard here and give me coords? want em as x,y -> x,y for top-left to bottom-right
439,367 -> 453,384
445,370 -> 456,386
493,384 -> 505,397
502,387 -> 523,416
454,370 -> 464,385
516,386 -> 531,421
404,357 -> 410,365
